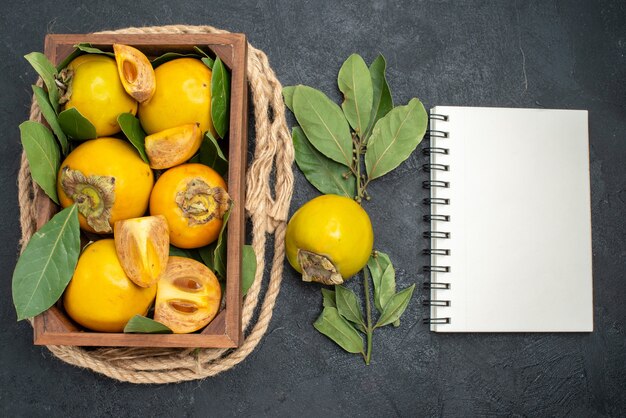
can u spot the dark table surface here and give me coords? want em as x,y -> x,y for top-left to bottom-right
2,0 -> 625,416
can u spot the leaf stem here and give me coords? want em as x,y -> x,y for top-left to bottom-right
363,266 -> 373,365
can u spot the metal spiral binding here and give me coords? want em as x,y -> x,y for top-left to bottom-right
423,215 -> 450,222
423,112 -> 451,326
422,180 -> 449,189
423,198 -> 449,205
422,147 -> 449,156
422,163 -> 449,172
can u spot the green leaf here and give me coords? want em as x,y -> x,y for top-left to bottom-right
364,54 -> 393,141
242,245 -> 256,296
124,315 -> 173,334
57,48 -> 82,71
117,113 -> 149,164
75,43 -> 114,57
365,98 -> 428,180
374,284 -> 415,328
335,285 -> 365,327
169,245 -> 192,258
194,45 -> 215,68
198,244 -> 216,270
19,121 -> 60,204
32,85 -> 68,155
292,85 -> 353,167
193,46 -> 211,58
367,252 -> 396,314
199,131 -> 228,177
150,52 -> 200,68
321,288 -> 336,308
202,204 -> 232,279
24,52 -> 60,113
169,245 -> 204,263
338,53 -> 373,138
282,86 -> 295,112
313,307 -> 364,354
201,57 -> 215,69
12,205 -> 80,320
211,57 -> 231,139
292,127 -> 356,198
58,107 -> 97,140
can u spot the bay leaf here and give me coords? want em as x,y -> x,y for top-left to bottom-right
169,245 -> 193,258
193,46 -> 214,69
335,285 -> 365,329
58,107 -> 97,140
211,204 -> 232,279
292,85 -> 354,167
321,288 -> 336,308
57,47 -> 82,71
32,85 -> 68,155
365,98 -> 427,180
211,57 -> 231,139
366,252 -> 396,313
282,86 -> 295,112
364,54 -> 393,141
198,243 -> 216,271
75,43 -> 115,57
124,315 -> 173,334
338,53 -> 372,138
150,52 -> 200,68
313,307 -> 364,354
374,284 -> 415,328
292,127 -> 356,198
170,246 -> 204,264
19,121 -> 60,204
12,205 -> 80,320
242,245 -> 256,296
118,113 -> 149,163
24,52 -> 60,113
201,57 -> 215,70
56,43 -> 116,71
199,131 -> 228,177
193,46 -> 212,58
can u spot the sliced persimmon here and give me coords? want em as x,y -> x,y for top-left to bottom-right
113,43 -> 156,103
154,256 -> 221,333
114,215 -> 169,288
145,124 -> 203,169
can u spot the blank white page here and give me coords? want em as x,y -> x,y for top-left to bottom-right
428,106 -> 593,332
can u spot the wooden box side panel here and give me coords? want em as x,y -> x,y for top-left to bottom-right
32,33 -> 247,348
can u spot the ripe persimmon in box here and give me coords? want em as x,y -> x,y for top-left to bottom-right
32,33 -> 248,348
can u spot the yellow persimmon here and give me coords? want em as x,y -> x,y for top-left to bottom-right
57,137 -> 154,234
62,54 -> 137,136
285,194 -> 374,285
149,164 -> 230,249
138,58 -> 216,136
63,239 -> 157,332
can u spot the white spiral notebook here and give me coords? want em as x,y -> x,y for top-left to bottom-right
424,106 -> 593,332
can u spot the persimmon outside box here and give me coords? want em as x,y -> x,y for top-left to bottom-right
31,33 -> 248,348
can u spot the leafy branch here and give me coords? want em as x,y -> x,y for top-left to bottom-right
283,53 -> 426,364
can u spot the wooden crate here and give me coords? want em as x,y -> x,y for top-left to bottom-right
32,33 -> 248,348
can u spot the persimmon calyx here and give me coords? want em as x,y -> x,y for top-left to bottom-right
297,249 -> 343,285
60,166 -> 115,233
56,68 -> 73,105
175,178 -> 231,226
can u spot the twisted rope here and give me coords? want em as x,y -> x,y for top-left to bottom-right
17,24 -> 294,383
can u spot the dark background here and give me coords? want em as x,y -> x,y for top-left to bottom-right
1,0 -> 625,416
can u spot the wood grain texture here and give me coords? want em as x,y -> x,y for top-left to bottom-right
32,33 -> 247,348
